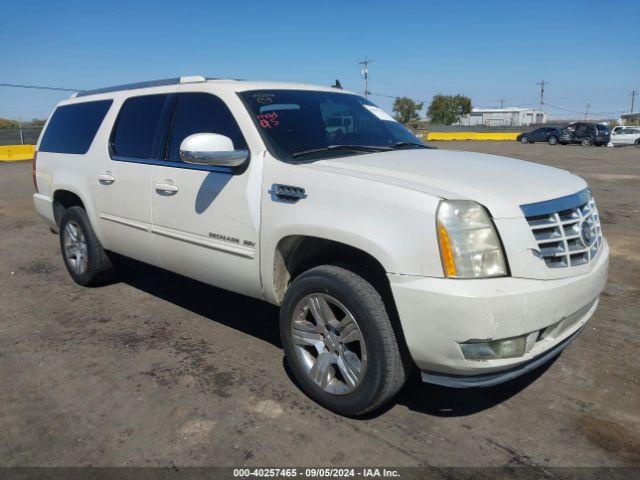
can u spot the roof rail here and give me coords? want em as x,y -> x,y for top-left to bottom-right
75,76 -> 207,97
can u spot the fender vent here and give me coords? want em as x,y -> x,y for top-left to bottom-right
268,184 -> 307,203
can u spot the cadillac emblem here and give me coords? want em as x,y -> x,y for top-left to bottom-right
580,220 -> 595,247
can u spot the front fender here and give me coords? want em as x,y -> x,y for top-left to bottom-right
260,157 -> 444,304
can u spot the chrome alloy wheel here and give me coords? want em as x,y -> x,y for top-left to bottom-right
63,220 -> 88,275
291,293 -> 367,395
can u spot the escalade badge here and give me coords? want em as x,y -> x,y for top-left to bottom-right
580,220 -> 594,247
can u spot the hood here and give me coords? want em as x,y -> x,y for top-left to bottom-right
305,149 -> 588,218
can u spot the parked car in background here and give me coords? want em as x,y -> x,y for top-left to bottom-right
517,127 -> 561,144
558,123 -> 610,146
610,126 -> 640,147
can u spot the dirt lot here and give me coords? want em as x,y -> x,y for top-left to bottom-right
1,142 -> 639,468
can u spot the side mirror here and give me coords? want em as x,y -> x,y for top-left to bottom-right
179,133 -> 248,167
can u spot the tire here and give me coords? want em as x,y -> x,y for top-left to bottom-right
520,136 -> 529,144
59,206 -> 116,286
280,265 -> 407,416
635,138 -> 640,148
581,137 -> 592,147
548,136 -> 558,145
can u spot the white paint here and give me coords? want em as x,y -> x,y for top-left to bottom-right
33,77 -> 610,381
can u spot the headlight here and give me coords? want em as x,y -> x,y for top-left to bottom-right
436,200 -> 507,278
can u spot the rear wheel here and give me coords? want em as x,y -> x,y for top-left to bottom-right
548,136 -> 558,145
635,138 -> 640,148
60,206 -> 116,286
280,265 -> 407,416
581,137 -> 593,146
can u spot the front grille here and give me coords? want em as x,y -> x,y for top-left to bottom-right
523,190 -> 602,268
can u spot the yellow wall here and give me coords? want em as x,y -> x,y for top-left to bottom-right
422,132 -> 521,141
0,144 -> 35,162
0,133 -> 520,161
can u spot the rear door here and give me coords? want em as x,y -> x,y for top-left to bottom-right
621,127 -> 640,145
150,91 -> 263,299
95,93 -> 174,266
628,127 -> 640,144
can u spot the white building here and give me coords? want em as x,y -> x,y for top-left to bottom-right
621,112 -> 640,125
456,107 -> 548,127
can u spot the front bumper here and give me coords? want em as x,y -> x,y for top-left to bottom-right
388,239 -> 609,381
421,326 -> 583,387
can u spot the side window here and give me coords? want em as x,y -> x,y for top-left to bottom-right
111,94 -> 169,159
40,100 -> 112,154
168,93 -> 247,163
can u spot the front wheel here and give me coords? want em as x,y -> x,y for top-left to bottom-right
635,138 -> 640,148
548,136 -> 558,145
280,265 -> 407,416
520,136 -> 529,144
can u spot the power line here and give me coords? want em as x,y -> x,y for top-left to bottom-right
0,82 -> 84,92
369,91 -> 397,99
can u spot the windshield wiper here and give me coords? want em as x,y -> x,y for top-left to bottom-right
389,141 -> 432,150
292,144 -> 392,158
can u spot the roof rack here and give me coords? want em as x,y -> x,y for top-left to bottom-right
75,76 -> 207,97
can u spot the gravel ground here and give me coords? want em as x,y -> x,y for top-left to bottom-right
0,141 -> 638,468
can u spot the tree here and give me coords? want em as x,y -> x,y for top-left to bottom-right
427,94 -> 472,125
0,118 -> 20,129
27,118 -> 47,127
392,97 -> 423,126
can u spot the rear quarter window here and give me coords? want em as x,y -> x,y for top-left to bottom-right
39,100 -> 112,154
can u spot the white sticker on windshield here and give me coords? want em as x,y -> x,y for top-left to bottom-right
364,105 -> 397,122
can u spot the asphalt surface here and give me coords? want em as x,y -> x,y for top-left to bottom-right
1,142 -> 639,467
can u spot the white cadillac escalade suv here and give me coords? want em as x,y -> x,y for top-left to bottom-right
33,76 -> 609,415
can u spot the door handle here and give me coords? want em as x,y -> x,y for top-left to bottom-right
98,173 -> 116,185
154,183 -> 179,195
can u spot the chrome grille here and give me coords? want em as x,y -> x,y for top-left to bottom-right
522,190 -> 602,268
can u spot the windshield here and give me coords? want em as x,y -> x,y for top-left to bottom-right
239,90 -> 427,161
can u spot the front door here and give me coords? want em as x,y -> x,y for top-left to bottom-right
150,92 -> 263,299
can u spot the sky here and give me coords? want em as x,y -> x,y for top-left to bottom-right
1,0 -> 639,121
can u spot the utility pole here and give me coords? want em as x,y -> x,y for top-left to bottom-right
18,117 -> 24,145
537,80 -> 547,106
498,98 -> 505,109
631,90 -> 637,113
359,57 -> 372,99
584,103 -> 590,120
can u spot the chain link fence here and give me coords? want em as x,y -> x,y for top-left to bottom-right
0,127 -> 43,146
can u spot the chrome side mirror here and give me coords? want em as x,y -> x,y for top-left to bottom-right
179,133 -> 248,167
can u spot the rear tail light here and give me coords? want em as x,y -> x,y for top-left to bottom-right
32,150 -> 38,193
